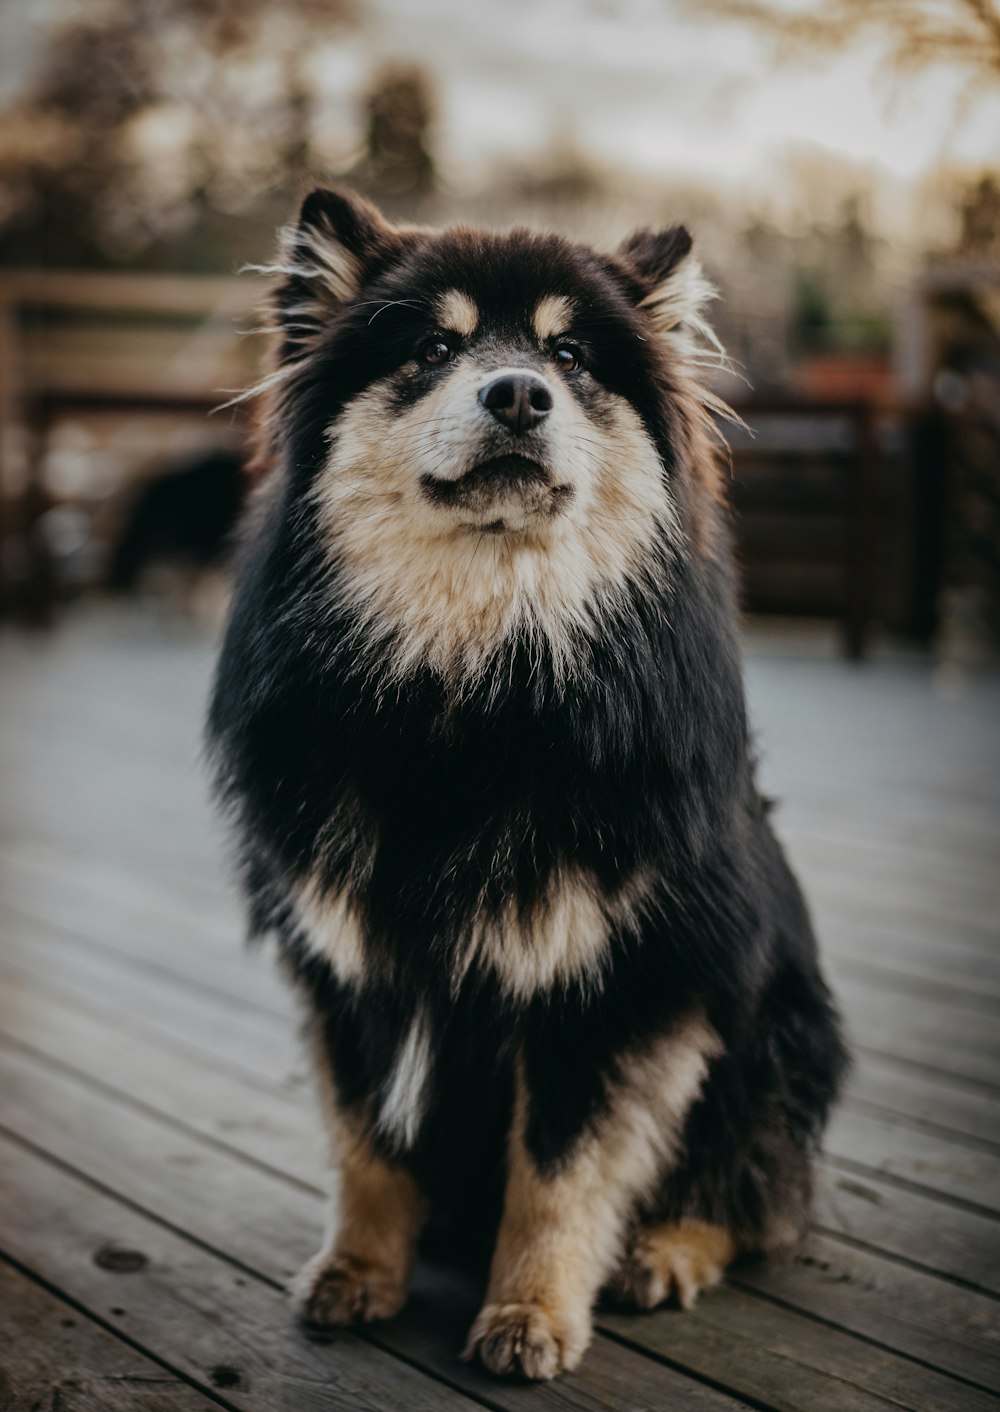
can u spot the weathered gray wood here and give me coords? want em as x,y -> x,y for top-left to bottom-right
0,1259 -> 223,1412
835,976 -> 1000,1090
4,607 -> 1000,1409
0,1136 -> 487,1412
824,1107 -> 1000,1215
2,1029 -> 997,1406
599,1288 -> 1000,1412
845,1053 -> 1000,1150
4,965 -> 1000,1304
0,917 -> 303,1092
0,968 -> 323,1180
733,1237 -> 1000,1391
8,918 -> 1000,1237
815,1163 -> 1000,1298
0,846 -> 284,1016
824,920 -> 999,1010
0,1112 -> 751,1412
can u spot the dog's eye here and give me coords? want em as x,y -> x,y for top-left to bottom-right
419,337 -> 453,366
553,344 -> 581,373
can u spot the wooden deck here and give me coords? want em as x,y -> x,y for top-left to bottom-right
1,605 -> 998,1411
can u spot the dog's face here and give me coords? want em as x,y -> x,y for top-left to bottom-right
254,190 -> 724,681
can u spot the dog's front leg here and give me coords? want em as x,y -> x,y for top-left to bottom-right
291,1033 -> 427,1327
465,1011 -> 720,1380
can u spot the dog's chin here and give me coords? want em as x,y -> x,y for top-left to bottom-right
420,455 -> 574,534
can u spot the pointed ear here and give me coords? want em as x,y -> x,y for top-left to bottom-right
270,187 -> 403,359
616,225 -> 717,341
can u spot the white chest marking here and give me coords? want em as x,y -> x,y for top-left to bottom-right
376,1009 -> 433,1150
291,879 -> 367,985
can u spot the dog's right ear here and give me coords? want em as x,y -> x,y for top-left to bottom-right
270,187 -> 403,360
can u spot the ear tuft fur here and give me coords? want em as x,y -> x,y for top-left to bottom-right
618,225 -> 717,339
617,224 -> 734,393
252,187 -> 402,361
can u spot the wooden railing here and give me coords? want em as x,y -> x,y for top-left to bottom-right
0,273 -> 885,653
0,271 -> 265,620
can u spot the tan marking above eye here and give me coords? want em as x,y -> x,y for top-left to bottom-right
534,295 -> 575,343
434,289 -> 478,337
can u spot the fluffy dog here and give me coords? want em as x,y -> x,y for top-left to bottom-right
208,187 -> 847,1381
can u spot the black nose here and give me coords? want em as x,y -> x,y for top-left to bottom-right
479,373 -> 552,435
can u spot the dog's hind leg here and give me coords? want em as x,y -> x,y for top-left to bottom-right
464,1012 -> 721,1380
611,1219 -> 737,1310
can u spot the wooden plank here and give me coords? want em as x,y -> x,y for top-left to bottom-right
784,806 -> 1000,882
1,1028 -> 997,1404
0,968 -> 320,1181
0,882 -> 287,1021
0,1258 -> 223,1412
829,954 -> 1000,1016
815,1163 -> 1000,1298
835,977 -> 1000,1091
791,829 -> 1000,912
4,964 -> 1000,1303
824,1107 -> 1000,1215
0,1122 -> 755,1412
845,1053 -> 1000,1150
0,270 -> 263,317
732,1236 -> 1000,1393
0,1137 -> 487,1412
599,1288 -> 1000,1412
0,924 -> 304,1094
10,874 -> 1000,1222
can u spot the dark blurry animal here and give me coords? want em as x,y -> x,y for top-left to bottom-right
107,448 -> 245,592
207,188 -> 848,1380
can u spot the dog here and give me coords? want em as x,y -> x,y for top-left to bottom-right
207,187 -> 848,1381
107,448 -> 245,592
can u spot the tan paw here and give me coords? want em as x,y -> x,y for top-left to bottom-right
289,1250 -> 407,1327
462,1301 -> 590,1380
613,1221 -> 734,1311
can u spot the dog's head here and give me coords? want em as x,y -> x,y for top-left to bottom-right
248,188 -> 728,682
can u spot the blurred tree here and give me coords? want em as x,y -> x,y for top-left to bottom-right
684,0 -> 1000,90
0,0 -> 359,268
790,268 -> 833,352
351,64 -> 437,202
958,174 -> 1000,256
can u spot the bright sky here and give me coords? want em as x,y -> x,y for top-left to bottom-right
354,0 -> 1000,185
3,0 -> 998,198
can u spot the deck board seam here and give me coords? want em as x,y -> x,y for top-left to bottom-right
6,1016 -> 998,1265
0,1249 -> 241,1412
4,1011 -> 998,1301
839,1095 -> 1000,1158
727,1274 -> 1000,1399
5,1027 -> 1000,1401
822,1151 -> 1000,1223
0,1117 -> 697,1410
813,1223 -> 1000,1301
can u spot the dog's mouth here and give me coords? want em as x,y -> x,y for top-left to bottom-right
420,455 -> 574,529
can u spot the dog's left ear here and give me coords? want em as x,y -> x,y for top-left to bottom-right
272,187 -> 404,359
616,225 -> 717,340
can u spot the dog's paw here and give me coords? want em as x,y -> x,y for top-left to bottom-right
612,1221 -> 734,1311
289,1250 -> 407,1327
462,1301 -> 589,1380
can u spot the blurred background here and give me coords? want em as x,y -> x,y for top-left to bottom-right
0,0 -> 997,654
1,7 -> 999,1405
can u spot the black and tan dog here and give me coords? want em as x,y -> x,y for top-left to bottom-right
208,187 -> 847,1381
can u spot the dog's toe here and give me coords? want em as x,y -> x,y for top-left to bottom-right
463,1301 -> 587,1380
289,1251 -> 406,1327
612,1221 -> 734,1311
